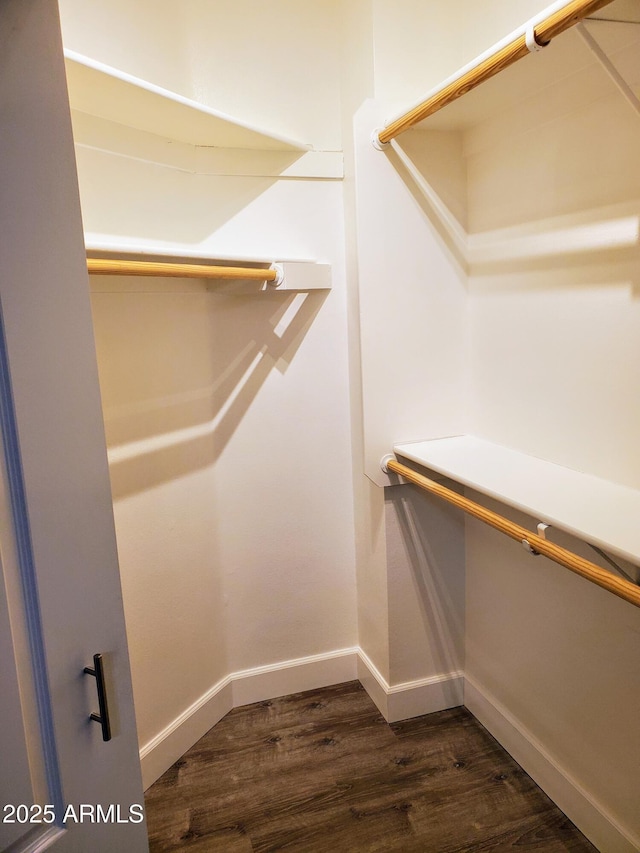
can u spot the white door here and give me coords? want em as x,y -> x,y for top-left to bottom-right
0,1 -> 148,851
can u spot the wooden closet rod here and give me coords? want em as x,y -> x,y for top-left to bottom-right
386,457 -> 640,609
87,257 -> 280,283
375,0 -> 615,145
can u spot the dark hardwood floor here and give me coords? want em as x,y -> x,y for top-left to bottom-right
144,681 -> 598,852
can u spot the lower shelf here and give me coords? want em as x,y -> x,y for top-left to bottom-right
393,434 -> 640,567
85,244 -> 331,292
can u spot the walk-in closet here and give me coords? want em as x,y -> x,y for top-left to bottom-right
1,0 -> 639,850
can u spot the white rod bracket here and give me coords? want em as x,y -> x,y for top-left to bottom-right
380,454 -> 395,474
269,263 -> 285,288
537,522 -> 551,539
522,538 -> 541,556
371,129 -> 390,151
380,453 -> 408,485
526,24 -> 548,52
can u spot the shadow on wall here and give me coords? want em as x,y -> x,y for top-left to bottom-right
93,287 -> 328,500
390,131 -> 640,293
74,136 -> 301,246
387,483 -> 465,680
388,131 -> 469,281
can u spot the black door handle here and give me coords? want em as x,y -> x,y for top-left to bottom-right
83,653 -> 112,741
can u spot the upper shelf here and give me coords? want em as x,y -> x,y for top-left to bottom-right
393,435 -> 640,567
63,49 -> 311,151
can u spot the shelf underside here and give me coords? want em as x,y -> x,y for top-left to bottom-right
64,50 -> 310,151
409,11 -> 640,134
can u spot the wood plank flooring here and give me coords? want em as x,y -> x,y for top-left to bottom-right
144,681 -> 598,852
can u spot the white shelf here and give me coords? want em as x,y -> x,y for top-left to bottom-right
64,49 -> 310,151
388,139 -> 640,270
466,204 -> 640,267
393,435 -> 640,566
85,243 -> 331,292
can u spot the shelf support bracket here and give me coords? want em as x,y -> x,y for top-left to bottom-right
575,22 -> 640,118
537,522 -> 550,539
522,538 -> 541,556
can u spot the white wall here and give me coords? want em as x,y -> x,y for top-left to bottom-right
59,0 -> 191,94
462,17 -> 640,846
385,485 -> 465,684
59,0 -> 358,773
355,0 -> 640,847
465,498 -> 640,848
183,0 -> 342,152
352,0 -> 514,692
352,100 -> 468,697
90,284 -> 231,745
338,0 -> 392,683
466,26 -> 640,485
372,0 -> 552,114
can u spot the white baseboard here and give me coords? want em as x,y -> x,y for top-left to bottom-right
231,647 -> 358,707
139,676 -> 233,790
139,647 -> 358,790
357,649 -> 464,723
465,675 -> 640,853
